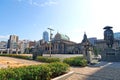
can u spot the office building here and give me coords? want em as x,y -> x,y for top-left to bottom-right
19,40 -> 29,53
7,35 -> 19,53
88,37 -> 97,45
114,32 -> 120,40
43,31 -> 49,42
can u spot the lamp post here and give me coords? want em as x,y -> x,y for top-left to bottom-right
48,28 -> 54,57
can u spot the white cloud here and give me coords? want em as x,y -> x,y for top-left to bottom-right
0,35 -> 9,41
17,0 -> 58,7
40,0 -> 58,7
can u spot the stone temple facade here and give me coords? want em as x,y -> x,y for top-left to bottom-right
37,32 -> 84,54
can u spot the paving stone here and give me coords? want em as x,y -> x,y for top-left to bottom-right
66,62 -> 120,80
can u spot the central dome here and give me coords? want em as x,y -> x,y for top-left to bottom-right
54,32 -> 70,41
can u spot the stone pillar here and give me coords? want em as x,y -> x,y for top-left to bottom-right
1,51 -> 3,54
7,49 -> 10,54
87,50 -> 93,63
16,49 -> 18,54
83,47 -> 94,64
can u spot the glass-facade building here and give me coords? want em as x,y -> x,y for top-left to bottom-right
114,32 -> 120,40
43,31 -> 49,42
88,37 -> 97,45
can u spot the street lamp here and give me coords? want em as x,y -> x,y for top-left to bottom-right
48,28 -> 54,57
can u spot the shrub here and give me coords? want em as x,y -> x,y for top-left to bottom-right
37,56 -> 60,63
0,62 -> 70,80
20,65 -> 51,80
47,62 -> 70,78
0,64 -> 51,80
63,57 -> 74,66
63,56 -> 87,67
0,68 -> 17,80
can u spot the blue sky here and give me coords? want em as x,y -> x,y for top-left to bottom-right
0,0 -> 120,43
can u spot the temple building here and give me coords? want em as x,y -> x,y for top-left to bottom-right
39,32 -> 83,54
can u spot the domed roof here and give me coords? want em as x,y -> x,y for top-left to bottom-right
54,32 -> 70,41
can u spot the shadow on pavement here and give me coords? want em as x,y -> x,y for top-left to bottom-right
85,61 -> 120,80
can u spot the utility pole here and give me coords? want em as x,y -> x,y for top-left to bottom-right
48,28 -> 54,57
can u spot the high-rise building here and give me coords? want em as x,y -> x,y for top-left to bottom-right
88,37 -> 97,45
19,40 -> 29,53
7,35 -> 19,53
43,31 -> 49,42
114,32 -> 120,40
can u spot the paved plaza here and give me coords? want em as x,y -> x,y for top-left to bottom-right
66,62 -> 120,80
0,55 -> 120,80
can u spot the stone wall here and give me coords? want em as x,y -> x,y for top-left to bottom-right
101,48 -> 120,62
